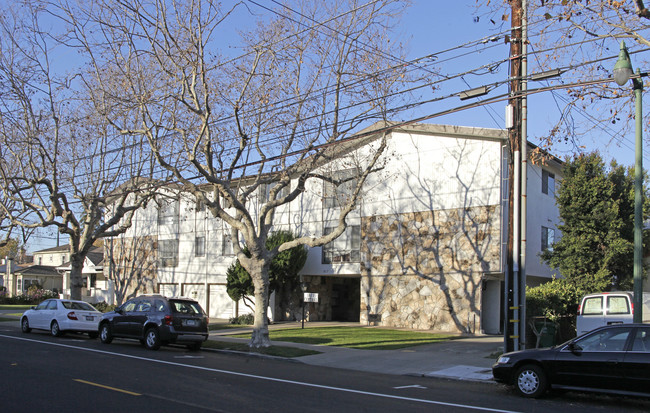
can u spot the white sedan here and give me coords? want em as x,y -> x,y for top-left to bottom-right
21,299 -> 102,338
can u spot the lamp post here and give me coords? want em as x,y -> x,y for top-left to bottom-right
613,40 -> 644,323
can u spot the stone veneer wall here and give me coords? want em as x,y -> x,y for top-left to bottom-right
360,205 -> 500,333
300,275 -> 334,321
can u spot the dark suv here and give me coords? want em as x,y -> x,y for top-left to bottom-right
98,295 -> 209,351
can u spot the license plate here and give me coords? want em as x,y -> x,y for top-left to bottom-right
85,316 -> 94,321
184,319 -> 197,326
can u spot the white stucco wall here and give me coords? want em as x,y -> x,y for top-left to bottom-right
524,159 -> 562,282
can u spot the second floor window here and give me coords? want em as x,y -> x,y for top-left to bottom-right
195,198 -> 205,213
541,226 -> 555,252
258,181 -> 290,202
542,170 -> 555,196
159,239 -> 179,267
157,198 -> 179,225
322,225 -> 361,264
221,233 -> 234,256
195,236 -> 205,257
323,169 -> 359,209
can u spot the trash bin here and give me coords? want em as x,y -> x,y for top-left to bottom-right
534,321 -> 557,348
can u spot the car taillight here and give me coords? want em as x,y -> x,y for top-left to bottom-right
163,315 -> 173,325
577,304 -> 581,315
67,312 -> 78,320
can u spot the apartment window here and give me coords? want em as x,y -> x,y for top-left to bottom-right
196,198 -> 205,212
258,183 -> 269,202
273,182 -> 290,199
542,170 -> 555,196
157,197 -> 179,225
259,182 -> 290,202
541,226 -> 555,252
195,236 -> 205,257
159,240 -> 179,267
322,225 -> 361,263
221,234 -> 234,256
323,169 -> 359,209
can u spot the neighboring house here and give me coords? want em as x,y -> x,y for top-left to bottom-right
6,245 -> 69,295
57,247 -> 112,304
0,258 -> 20,292
104,122 -> 562,334
2,245 -> 111,303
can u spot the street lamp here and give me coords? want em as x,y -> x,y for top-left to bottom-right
613,40 -> 644,323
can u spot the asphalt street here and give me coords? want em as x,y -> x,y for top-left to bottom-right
1,323 -> 649,413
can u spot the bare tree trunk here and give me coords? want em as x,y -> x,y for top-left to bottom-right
69,255 -> 85,301
249,257 -> 272,347
251,276 -> 271,348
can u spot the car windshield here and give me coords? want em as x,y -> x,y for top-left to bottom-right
61,301 -> 97,311
170,300 -> 203,315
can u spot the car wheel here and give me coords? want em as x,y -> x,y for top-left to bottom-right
21,317 -> 31,333
88,331 -> 99,339
144,328 -> 161,350
515,364 -> 547,398
187,342 -> 202,352
50,320 -> 64,337
99,323 -> 113,344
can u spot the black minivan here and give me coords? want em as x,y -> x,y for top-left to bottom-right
99,294 -> 209,351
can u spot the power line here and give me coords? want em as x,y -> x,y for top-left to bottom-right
3,7 -> 647,194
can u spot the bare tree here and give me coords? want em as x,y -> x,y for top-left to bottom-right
106,235 -> 157,305
479,1 -> 650,153
0,2 -> 159,300
58,0 -> 413,347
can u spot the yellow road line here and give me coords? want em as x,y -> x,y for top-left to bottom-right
74,379 -> 141,396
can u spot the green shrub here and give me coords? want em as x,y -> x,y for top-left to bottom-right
229,314 -> 254,325
93,301 -> 117,313
526,279 -> 582,322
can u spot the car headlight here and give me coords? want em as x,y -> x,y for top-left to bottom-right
496,355 -> 510,364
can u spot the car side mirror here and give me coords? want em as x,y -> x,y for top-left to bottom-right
568,342 -> 582,353
115,307 -> 124,314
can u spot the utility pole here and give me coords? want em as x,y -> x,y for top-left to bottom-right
519,0 -> 528,351
504,0 -> 523,353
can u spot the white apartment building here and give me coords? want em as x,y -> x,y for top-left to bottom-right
106,123 -> 561,334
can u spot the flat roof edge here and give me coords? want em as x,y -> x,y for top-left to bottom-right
391,122 -> 507,141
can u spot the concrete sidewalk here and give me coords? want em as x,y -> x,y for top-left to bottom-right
209,322 -> 502,382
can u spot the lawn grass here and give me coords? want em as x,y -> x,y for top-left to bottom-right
202,339 -> 320,358
208,323 -> 252,331
0,305 -> 32,310
0,317 -> 17,322
229,326 -> 459,350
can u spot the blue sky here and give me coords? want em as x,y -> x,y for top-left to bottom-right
401,1 -> 639,166
23,0 -> 639,253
